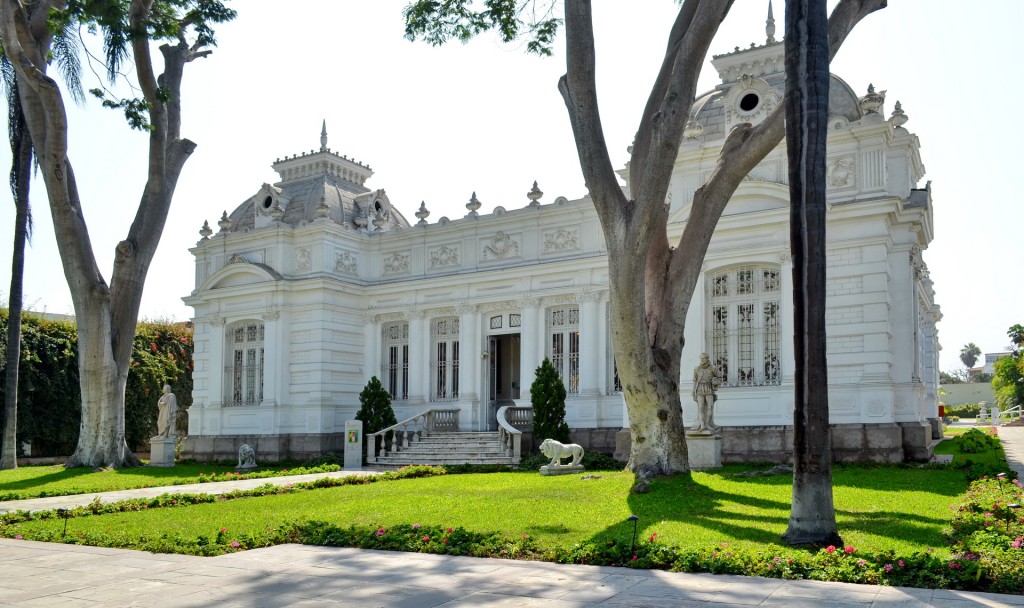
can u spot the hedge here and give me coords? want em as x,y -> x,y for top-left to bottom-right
0,311 -> 193,456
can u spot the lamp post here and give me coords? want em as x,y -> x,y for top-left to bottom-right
628,514 -> 639,554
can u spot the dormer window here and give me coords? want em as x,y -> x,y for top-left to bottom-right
262,195 -> 273,210
739,92 -> 760,112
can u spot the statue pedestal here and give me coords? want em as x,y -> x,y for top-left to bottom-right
685,431 -> 722,470
540,464 -> 585,476
148,437 -> 176,467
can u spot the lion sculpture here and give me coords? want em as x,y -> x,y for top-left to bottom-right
237,443 -> 257,469
539,438 -> 585,467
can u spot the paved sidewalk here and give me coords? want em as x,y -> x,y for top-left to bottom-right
1,539 -> 1022,608
999,426 -> 1024,480
0,469 -> 375,514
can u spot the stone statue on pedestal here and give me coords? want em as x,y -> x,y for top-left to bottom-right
155,385 -> 178,439
692,353 -> 721,434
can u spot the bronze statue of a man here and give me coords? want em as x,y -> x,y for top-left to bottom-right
692,353 -> 721,433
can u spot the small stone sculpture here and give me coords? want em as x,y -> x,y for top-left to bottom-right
539,438 -> 585,467
155,385 -> 178,439
692,353 -> 722,433
237,443 -> 257,470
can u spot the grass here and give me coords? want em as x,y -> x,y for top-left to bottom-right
0,462 -> 329,501
4,464 -> 969,557
933,427 -> 1006,469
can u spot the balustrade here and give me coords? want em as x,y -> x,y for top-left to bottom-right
366,408 -> 460,464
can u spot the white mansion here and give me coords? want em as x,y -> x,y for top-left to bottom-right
182,35 -> 941,463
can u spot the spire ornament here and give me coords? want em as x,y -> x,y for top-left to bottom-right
889,100 -> 908,128
766,0 -> 776,44
466,192 -> 482,217
217,211 -> 231,233
415,201 -> 430,225
199,220 -> 213,239
527,181 -> 543,207
319,120 -> 328,152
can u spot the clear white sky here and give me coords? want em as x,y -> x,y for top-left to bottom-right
0,1 -> 1019,374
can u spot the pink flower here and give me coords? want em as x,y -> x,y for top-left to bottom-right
649,532 -> 658,543
412,523 -> 421,529
421,535 -> 430,542
856,559 -> 866,567
631,555 -> 638,561
949,562 -> 960,570
171,500 -> 177,505
230,541 -> 240,548
14,535 -> 22,540
442,538 -> 448,544
1012,538 -> 1022,549
522,534 -> 528,539
220,528 -> 227,533
773,556 -> 781,563
787,558 -> 793,565
825,545 -> 836,554
375,528 -> 385,537
884,564 -> 893,572
844,546 -> 855,554
446,527 -> 453,534
898,560 -> 905,567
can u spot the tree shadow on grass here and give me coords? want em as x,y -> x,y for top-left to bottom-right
0,466 -> 93,491
580,471 -> 954,551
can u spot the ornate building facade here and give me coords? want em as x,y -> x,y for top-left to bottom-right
182,34 -> 941,463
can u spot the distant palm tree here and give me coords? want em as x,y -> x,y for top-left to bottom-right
960,343 -> 982,371
0,16 -> 84,469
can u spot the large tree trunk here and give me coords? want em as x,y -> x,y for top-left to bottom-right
1,0 -> 202,468
1,106 -> 32,470
781,0 -> 841,547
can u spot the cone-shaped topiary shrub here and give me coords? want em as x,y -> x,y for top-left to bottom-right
530,357 -> 570,445
356,376 -> 398,456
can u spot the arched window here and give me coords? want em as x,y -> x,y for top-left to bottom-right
227,321 -> 264,406
705,265 -> 782,387
382,322 -> 409,401
430,317 -> 460,401
547,305 -> 580,394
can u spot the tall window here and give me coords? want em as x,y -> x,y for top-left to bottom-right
547,305 -> 580,394
430,317 -> 460,401
228,321 -> 264,407
382,322 -> 409,401
706,265 -> 781,387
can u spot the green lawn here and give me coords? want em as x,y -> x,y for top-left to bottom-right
0,462 -> 322,501
4,465 -> 967,557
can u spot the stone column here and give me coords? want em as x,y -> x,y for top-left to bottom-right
206,317 -> 225,408
260,310 -> 280,407
456,304 -> 479,401
518,297 -> 542,385
407,311 -> 427,404
362,315 -> 379,385
595,295 -> 609,396
577,292 -> 601,396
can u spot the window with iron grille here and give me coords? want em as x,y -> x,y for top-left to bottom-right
226,321 -> 264,406
705,265 -> 781,387
382,321 -> 409,401
547,305 -> 580,394
430,317 -> 460,401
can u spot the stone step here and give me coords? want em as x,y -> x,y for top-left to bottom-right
390,444 -> 502,452
375,455 -> 518,465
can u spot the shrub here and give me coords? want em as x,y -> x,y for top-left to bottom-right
944,403 -> 981,419
956,428 -> 1001,454
530,358 -> 570,445
356,376 -> 398,456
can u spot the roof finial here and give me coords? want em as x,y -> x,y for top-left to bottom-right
766,0 -> 776,44
320,120 -> 328,152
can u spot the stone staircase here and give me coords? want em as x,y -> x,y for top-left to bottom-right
372,431 -> 519,467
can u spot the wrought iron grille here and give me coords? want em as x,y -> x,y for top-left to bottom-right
382,322 -> 409,400
430,317 -> 460,401
548,305 -> 581,394
705,266 -> 781,387
227,322 -> 264,406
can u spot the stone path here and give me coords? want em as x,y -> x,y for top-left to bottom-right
0,469 -> 375,514
998,426 -> 1024,480
1,539 -> 1023,608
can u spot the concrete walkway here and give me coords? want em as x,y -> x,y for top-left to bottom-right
1,539 -> 1023,608
0,469 -> 375,514
998,426 -> 1024,480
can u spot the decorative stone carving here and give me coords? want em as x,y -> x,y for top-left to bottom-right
405,310 -> 425,321
455,303 -> 478,315
858,84 -> 886,114
228,254 -> 249,265
543,294 -> 578,306
415,201 -> 430,225
217,211 -> 231,233
208,316 -> 224,327
527,181 -> 543,207
724,74 -> 781,129
199,220 -> 213,240
827,156 -> 856,188
575,292 -> 601,304
296,248 -> 312,271
543,226 -> 580,252
430,244 -> 460,268
236,444 -> 257,470
383,251 -> 410,274
261,310 -> 280,321
482,231 -> 520,260
466,192 -> 482,217
683,115 -> 703,140
481,300 -> 519,313
155,385 -> 178,439
335,251 -> 357,274
889,100 -> 908,128
516,297 -> 540,309
375,312 -> 406,323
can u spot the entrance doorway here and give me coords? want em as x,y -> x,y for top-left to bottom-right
486,333 -> 520,430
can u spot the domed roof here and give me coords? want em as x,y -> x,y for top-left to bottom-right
225,123 -> 410,233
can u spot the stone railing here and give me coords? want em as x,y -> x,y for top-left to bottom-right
999,404 -> 1022,425
496,406 -> 532,459
366,408 -> 460,464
